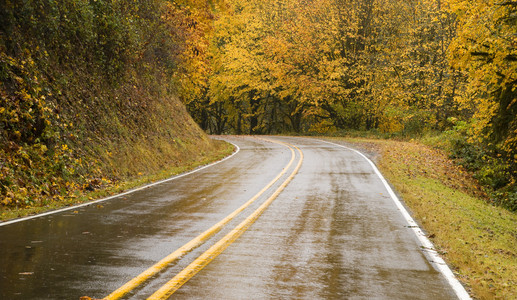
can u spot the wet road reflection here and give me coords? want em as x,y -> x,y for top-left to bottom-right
0,136 -> 461,299
171,137 -> 460,299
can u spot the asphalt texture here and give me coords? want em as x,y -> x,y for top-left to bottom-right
0,136 -> 460,299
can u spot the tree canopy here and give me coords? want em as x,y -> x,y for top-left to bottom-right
1,0 -> 515,209
177,0 -> 516,210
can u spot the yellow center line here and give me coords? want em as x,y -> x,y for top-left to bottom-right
104,138 -> 296,300
147,142 -> 304,299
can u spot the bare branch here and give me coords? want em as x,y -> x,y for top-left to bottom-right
497,1 -> 517,6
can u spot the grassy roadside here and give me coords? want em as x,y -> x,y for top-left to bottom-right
328,137 -> 517,300
0,139 -> 234,222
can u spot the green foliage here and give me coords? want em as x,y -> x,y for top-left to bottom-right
438,121 -> 517,211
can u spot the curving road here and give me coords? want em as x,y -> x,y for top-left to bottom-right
0,136 -> 466,299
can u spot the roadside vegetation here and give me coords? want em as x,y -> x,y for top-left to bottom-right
2,0 -> 515,215
0,0 -> 229,218
1,0 -> 515,298
330,136 -> 517,299
0,141 -> 233,221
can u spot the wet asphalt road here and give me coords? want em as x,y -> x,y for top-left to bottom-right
0,136 -> 459,299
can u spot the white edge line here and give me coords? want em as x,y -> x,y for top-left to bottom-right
0,140 -> 240,227
318,139 -> 471,300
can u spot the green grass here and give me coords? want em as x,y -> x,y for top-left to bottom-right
329,137 -> 517,300
0,139 -> 234,221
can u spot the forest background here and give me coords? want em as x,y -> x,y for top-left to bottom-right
0,0 -> 516,212
181,0 -> 517,211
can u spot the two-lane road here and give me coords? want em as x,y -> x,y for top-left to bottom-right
0,136 -> 467,299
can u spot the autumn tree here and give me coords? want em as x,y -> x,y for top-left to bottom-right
369,0 -> 463,134
200,0 -> 462,134
448,0 -> 516,158
446,0 -> 517,207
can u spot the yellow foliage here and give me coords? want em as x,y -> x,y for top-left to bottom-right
379,117 -> 404,134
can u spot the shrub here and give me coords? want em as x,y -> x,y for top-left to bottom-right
444,120 -> 517,211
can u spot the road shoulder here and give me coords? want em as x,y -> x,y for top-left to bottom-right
325,137 -> 517,299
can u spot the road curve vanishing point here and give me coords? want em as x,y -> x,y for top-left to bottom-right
0,136 -> 471,299
105,138 -> 303,299
147,142 -> 304,299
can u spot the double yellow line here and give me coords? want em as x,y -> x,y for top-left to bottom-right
104,139 -> 303,299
